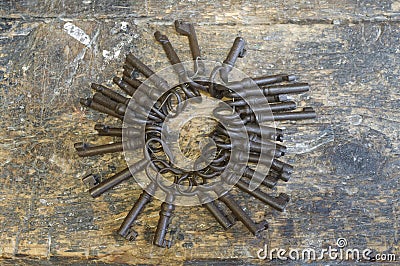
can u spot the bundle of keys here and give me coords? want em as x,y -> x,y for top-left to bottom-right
75,20 -> 316,247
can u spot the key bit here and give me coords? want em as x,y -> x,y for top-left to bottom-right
82,173 -> 101,188
245,123 -> 284,142
245,154 -> 292,181
249,134 -> 287,156
252,74 -> 296,86
272,159 -> 293,173
124,230 -> 139,241
94,124 -> 123,137
154,31 -> 181,65
122,64 -> 139,80
268,94 -> 289,102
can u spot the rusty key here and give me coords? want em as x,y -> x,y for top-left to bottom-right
198,192 -> 234,230
91,83 -> 130,104
225,74 -> 296,91
92,92 -> 126,115
113,76 -> 137,96
243,107 -> 317,122
126,53 -> 170,92
153,201 -> 175,248
242,166 -> 279,189
80,98 -> 123,120
235,179 -> 290,212
118,183 -> 157,240
74,138 -> 142,157
218,193 -> 267,236
174,20 -> 205,75
74,141 -> 123,157
94,124 -> 141,138
89,158 -> 148,198
219,37 -> 246,83
154,31 -> 204,96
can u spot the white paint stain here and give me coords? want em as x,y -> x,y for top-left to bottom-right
102,21 -> 134,62
63,22 -> 91,46
120,22 -> 129,31
102,40 -> 123,62
39,199 -> 47,205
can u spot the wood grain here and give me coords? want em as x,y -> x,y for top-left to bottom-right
0,0 -> 399,265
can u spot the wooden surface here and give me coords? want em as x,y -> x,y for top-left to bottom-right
1,1 -> 399,265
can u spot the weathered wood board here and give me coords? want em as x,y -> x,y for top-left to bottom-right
0,1 -> 399,265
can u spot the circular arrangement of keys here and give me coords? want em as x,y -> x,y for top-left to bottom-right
75,20 -> 316,248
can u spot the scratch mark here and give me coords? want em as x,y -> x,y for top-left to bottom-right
46,233 -> 52,258
287,128 -> 335,154
40,54 -> 49,124
374,24 -> 383,43
62,27 -> 100,100
361,23 -> 366,44
13,229 -> 20,255
63,22 -> 91,46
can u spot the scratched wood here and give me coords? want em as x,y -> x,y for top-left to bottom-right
0,0 -> 399,265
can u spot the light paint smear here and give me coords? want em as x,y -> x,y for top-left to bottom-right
63,22 -> 91,46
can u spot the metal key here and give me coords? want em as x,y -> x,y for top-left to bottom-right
118,183 -> 156,240
91,83 -> 129,104
174,20 -> 205,75
218,193 -> 267,236
153,201 -> 175,248
235,179 -> 290,211
198,192 -> 235,230
154,31 -> 204,97
219,37 -> 246,83
80,98 -> 123,120
89,158 -> 148,197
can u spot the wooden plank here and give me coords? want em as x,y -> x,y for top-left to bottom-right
0,1 -> 399,264
1,0 -> 400,23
